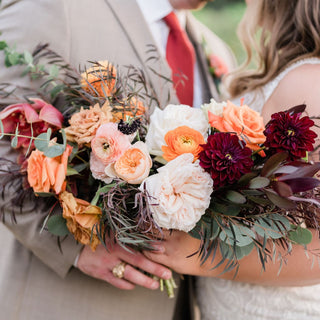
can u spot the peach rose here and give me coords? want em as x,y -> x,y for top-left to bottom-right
59,191 -> 101,251
162,126 -> 205,162
81,61 -> 116,97
105,141 -> 152,184
141,153 -> 213,232
27,144 -> 73,194
208,100 -> 266,151
65,102 -> 113,146
91,123 -> 131,165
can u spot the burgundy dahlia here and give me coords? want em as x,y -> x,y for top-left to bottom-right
264,111 -> 317,160
199,132 -> 254,188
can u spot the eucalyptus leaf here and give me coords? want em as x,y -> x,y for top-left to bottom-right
49,64 -> 59,78
288,225 -> 312,245
47,215 -> 69,237
238,172 -> 258,185
91,183 -> 117,206
212,202 -> 241,216
254,218 -> 287,239
50,84 -> 65,99
34,132 -> 50,151
43,144 -> 65,158
0,41 -> 7,50
0,119 -> 4,139
23,51 -> 33,65
249,176 -> 270,189
8,52 -> 21,66
235,242 -> 255,260
265,190 -> 296,209
67,167 -> 80,176
226,190 -> 246,204
11,135 -> 18,148
72,162 -> 88,173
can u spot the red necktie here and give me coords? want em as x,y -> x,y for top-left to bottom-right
163,12 -> 195,106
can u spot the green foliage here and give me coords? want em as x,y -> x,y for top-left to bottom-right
289,225 -> 313,245
34,128 -> 67,158
47,215 -> 69,237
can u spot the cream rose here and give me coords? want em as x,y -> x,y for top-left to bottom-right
105,141 -> 152,184
145,104 -> 209,155
201,98 -> 226,120
141,153 -> 213,232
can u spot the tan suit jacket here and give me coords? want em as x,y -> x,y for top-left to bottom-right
0,0 -> 236,319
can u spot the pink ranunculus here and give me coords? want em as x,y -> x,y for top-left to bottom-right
0,98 -> 63,150
141,153 -> 213,232
89,152 -> 114,184
91,123 -> 131,165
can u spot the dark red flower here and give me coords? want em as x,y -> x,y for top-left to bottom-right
264,111 -> 317,160
199,132 -> 253,188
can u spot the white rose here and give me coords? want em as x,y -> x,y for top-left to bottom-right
201,98 -> 227,120
141,153 -> 213,232
145,104 -> 209,155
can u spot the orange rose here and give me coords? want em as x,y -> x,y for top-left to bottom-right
27,144 -> 73,194
59,191 -> 101,251
112,97 -> 146,122
162,126 -> 205,162
65,102 -> 113,146
208,100 -> 265,151
81,61 -> 116,97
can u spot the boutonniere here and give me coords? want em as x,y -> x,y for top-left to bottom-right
202,38 -> 229,90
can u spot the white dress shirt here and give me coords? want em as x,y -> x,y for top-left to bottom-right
136,0 -> 203,108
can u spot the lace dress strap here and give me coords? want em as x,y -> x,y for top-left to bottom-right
234,57 -> 320,113
262,57 -> 320,105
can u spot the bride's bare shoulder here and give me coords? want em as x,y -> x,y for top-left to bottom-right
262,62 -> 320,120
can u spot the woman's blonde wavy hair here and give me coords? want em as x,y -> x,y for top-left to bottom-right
228,0 -> 320,98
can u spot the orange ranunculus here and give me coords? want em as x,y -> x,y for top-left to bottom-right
59,191 -> 102,251
161,126 -> 205,162
27,144 -> 73,194
208,100 -> 266,151
112,97 -> 146,122
81,61 -> 116,98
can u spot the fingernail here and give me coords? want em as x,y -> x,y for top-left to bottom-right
161,270 -> 172,279
152,244 -> 165,253
151,281 -> 159,290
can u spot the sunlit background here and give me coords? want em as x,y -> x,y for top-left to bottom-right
193,0 -> 246,64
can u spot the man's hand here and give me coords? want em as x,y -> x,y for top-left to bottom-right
77,243 -> 172,290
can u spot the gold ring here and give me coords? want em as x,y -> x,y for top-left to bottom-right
112,262 -> 127,279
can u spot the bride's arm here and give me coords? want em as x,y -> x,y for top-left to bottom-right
146,65 -> 320,286
145,229 -> 320,286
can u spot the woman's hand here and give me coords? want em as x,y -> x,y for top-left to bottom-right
145,230 -> 228,276
145,229 -> 320,286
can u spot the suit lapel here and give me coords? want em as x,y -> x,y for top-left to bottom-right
186,12 -> 219,103
104,0 -> 179,109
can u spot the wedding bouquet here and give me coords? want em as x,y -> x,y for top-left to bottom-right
1,42 -> 320,295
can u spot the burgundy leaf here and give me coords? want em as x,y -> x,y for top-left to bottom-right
281,177 -> 320,193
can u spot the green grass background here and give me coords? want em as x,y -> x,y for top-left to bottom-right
193,1 -> 246,64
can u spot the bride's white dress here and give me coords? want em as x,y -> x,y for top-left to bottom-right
196,58 -> 320,320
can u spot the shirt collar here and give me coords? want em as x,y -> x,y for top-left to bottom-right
136,0 -> 186,28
